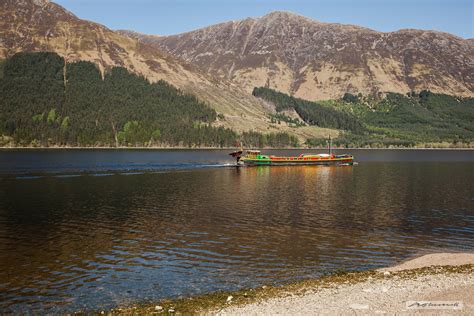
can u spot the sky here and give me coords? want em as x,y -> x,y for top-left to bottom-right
53,0 -> 473,39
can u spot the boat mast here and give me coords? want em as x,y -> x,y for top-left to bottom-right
328,135 -> 332,155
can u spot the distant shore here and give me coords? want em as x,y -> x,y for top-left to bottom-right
107,252 -> 474,315
1,146 -> 473,150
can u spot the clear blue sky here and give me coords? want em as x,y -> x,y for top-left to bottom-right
54,0 -> 473,38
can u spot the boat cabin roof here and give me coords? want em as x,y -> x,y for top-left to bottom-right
247,150 -> 261,154
300,153 -> 331,157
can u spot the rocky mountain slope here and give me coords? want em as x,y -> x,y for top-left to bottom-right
129,11 -> 473,100
2,0 -> 334,140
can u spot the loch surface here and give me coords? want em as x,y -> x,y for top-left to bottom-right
0,149 -> 473,313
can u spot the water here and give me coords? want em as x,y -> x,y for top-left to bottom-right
0,149 -> 473,313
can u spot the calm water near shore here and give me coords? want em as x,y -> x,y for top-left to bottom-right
0,149 -> 473,313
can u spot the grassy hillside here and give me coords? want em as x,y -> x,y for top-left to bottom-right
254,88 -> 474,148
0,53 -> 297,148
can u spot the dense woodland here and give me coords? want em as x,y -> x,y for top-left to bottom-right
0,52 -> 297,148
253,87 -> 365,133
1,53 -> 472,148
254,87 -> 474,147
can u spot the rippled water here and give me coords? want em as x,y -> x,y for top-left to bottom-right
0,149 -> 473,313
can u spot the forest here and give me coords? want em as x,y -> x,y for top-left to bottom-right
253,87 -> 365,133
253,87 -> 474,147
2,53 -> 472,148
0,52 -> 297,148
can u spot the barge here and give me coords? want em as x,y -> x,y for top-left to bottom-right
229,137 -> 354,166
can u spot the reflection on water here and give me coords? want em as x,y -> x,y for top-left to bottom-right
0,150 -> 473,313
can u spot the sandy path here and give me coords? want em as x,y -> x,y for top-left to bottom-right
217,253 -> 474,315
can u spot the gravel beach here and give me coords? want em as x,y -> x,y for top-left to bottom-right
216,253 -> 474,315
110,253 -> 474,315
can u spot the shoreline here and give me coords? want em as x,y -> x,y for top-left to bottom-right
1,146 -> 473,151
105,252 -> 474,315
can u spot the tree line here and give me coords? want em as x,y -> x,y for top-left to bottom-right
0,52 -> 298,148
253,88 -> 473,147
253,87 -> 365,133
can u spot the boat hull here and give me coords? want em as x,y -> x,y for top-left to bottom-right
240,157 -> 353,166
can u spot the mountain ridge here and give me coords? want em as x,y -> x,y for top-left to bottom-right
127,11 -> 473,100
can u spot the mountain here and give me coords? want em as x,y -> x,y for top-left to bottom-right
1,0 -> 201,83
2,0 -> 333,141
1,2 -> 473,147
129,11 -> 473,100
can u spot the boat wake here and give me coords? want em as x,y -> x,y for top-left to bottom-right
6,162 -> 239,180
